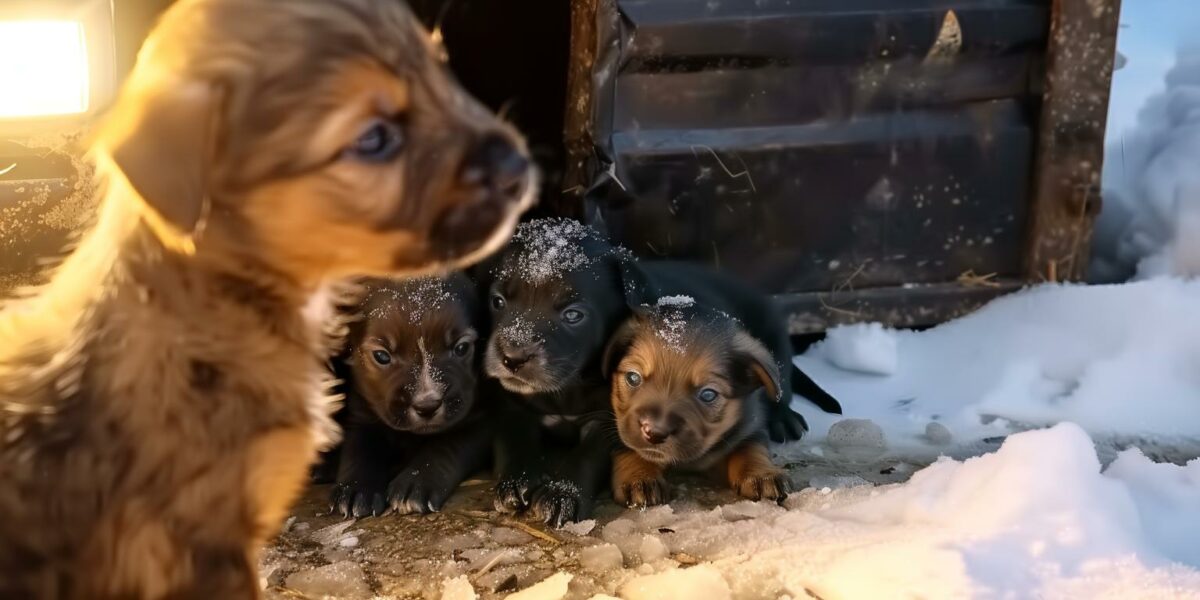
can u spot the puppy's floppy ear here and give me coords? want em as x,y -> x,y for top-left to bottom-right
729,330 -> 783,401
615,256 -> 657,308
602,317 -> 644,378
104,80 -> 222,248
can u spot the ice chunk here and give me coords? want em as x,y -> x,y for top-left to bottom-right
826,418 -> 887,453
638,535 -> 668,562
491,526 -> 534,545
579,543 -> 624,573
507,572 -> 573,600
820,322 -> 899,376
309,520 -> 356,546
284,561 -> 371,599
441,575 -> 477,600
620,565 -> 732,600
561,519 -> 597,536
925,421 -> 954,445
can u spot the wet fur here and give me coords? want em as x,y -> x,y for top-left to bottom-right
605,304 -> 793,506
0,0 -> 533,597
328,275 -> 492,518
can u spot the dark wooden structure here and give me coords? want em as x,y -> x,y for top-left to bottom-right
562,0 -> 1121,333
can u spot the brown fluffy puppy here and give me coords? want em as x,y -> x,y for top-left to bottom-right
329,274 -> 491,518
0,0 -> 535,597
604,298 -> 792,507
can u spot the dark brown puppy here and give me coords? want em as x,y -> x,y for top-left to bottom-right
0,0 -> 534,597
604,298 -> 792,507
329,274 -> 491,518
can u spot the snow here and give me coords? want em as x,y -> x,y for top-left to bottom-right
505,572 -> 572,600
580,544 -> 625,573
819,322 -> 899,376
440,575 -> 477,600
791,279 -> 1200,457
495,218 -> 602,284
285,561 -> 371,599
541,424 -> 1200,599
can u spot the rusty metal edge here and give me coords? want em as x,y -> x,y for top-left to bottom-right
1022,0 -> 1122,283
778,280 -> 1026,335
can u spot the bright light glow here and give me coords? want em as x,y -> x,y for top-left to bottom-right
0,21 -> 89,118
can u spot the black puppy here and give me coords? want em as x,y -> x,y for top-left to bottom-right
329,274 -> 492,518
480,218 -> 826,526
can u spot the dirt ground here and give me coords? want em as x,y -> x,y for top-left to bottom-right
260,451 -> 927,600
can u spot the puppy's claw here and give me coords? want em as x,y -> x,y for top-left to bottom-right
330,483 -> 386,518
735,473 -> 792,503
493,476 -> 534,514
767,405 -> 809,443
531,481 -> 589,528
615,477 -> 670,508
387,472 -> 451,515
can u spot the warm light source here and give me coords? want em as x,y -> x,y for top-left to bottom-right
0,20 -> 90,118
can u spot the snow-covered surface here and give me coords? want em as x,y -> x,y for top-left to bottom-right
819,322 -> 899,376
792,278 -> 1200,459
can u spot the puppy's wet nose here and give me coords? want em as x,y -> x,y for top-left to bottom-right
412,392 -> 442,419
500,351 -> 531,373
459,133 -> 529,199
640,420 -> 671,445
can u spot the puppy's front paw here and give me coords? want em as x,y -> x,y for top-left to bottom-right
767,404 -> 809,443
531,480 -> 590,528
733,471 -> 792,503
329,482 -> 387,518
494,474 -> 537,514
386,468 -> 455,515
614,476 -> 670,508
612,450 -> 670,508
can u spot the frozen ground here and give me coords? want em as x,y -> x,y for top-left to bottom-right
266,279 -> 1200,599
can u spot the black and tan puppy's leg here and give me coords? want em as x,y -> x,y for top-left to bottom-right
725,442 -> 793,503
493,407 -> 549,513
612,449 -> 669,508
531,423 -> 616,527
388,420 -> 492,515
331,425 -> 395,518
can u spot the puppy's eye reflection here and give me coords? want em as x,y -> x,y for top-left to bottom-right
452,340 -> 472,357
371,349 -> 392,366
697,388 -> 719,403
625,371 -> 643,387
346,119 -> 404,162
562,308 -> 585,324
490,294 -> 506,311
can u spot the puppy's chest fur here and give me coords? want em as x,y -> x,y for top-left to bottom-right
0,264 -> 340,593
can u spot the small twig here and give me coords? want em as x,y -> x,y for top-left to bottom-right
956,269 -> 1000,288
474,549 -> 516,577
456,510 -> 561,545
0,163 -> 15,176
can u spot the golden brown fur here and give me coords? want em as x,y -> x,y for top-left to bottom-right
0,0 -> 534,597
605,301 -> 791,507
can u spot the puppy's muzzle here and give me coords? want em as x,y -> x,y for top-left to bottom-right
432,133 -> 533,257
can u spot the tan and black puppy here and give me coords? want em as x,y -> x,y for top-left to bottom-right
328,274 -> 491,518
0,0 -> 534,597
604,298 -> 794,506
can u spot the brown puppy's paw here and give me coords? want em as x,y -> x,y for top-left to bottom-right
330,482 -> 387,518
612,449 -> 669,508
386,470 -> 454,515
732,471 -> 793,502
615,477 -> 670,508
725,442 -> 791,503
530,480 -> 589,528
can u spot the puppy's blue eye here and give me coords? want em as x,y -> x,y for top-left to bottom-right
562,308 -> 585,324
491,294 -> 506,311
625,371 -> 642,387
347,119 -> 404,161
697,388 -> 719,403
371,349 -> 392,366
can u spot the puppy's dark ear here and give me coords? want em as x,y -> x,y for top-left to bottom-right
729,330 -> 783,401
602,318 -> 643,378
104,81 -> 222,249
615,256 -> 656,308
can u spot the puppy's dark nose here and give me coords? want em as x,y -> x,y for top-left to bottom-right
640,419 -> 672,445
459,133 -> 529,200
500,352 -> 531,373
412,392 -> 442,419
